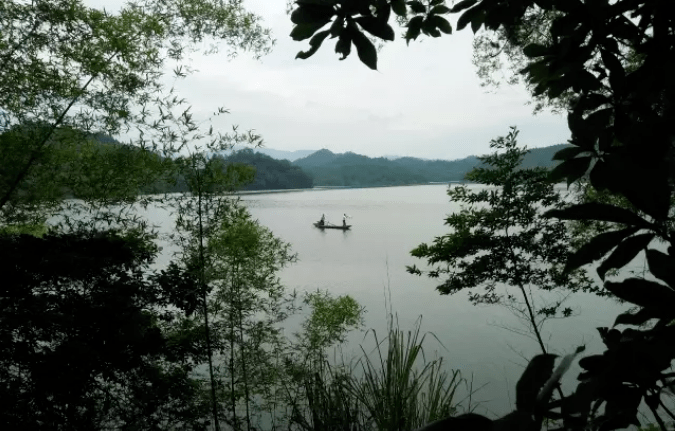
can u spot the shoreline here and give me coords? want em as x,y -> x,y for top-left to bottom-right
235,182 -> 465,196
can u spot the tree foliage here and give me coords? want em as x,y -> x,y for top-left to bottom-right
290,0 -> 674,429
206,206 -> 298,430
409,128 -> 594,350
219,148 -> 314,190
0,0 -> 271,230
0,230 -> 209,430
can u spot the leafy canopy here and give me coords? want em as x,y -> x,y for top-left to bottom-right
409,127 -> 593,321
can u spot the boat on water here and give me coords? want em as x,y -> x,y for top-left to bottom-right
313,222 -> 351,230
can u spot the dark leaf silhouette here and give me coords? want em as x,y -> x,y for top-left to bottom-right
596,233 -> 653,280
544,203 -> 650,228
296,30 -> 331,59
604,278 -> 673,309
564,227 -> 639,272
349,23 -> 378,70
646,249 -> 675,288
355,16 -> 395,41
548,156 -> 591,186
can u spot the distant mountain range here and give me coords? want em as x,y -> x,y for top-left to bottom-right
216,146 -> 316,162
288,144 -> 569,187
91,136 -> 570,191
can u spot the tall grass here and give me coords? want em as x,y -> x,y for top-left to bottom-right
349,315 -> 462,431
292,315 -> 463,431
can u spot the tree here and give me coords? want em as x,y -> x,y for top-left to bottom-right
471,7 -> 571,114
289,0 -> 674,429
168,150 -> 256,430
0,0 -> 272,230
206,206 -> 298,431
408,127 -> 593,353
0,229 -> 209,430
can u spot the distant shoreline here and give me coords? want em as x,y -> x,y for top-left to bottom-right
235,182 -> 465,196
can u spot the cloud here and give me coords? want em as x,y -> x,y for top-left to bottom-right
84,0 -> 570,159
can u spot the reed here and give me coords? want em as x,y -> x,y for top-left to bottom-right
294,315 -> 463,431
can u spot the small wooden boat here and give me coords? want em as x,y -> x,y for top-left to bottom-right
314,222 -> 351,230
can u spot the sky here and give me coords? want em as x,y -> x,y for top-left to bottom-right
88,0 -> 572,160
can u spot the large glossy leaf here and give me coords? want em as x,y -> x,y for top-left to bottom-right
564,227 -> 639,273
296,0 -> 337,4
349,23 -> 378,70
601,49 -> 626,94
523,43 -> 549,57
429,15 -> 452,34
290,21 -> 329,41
596,233 -> 653,280
575,93 -> 610,113
574,70 -> 603,92
290,5 -> 334,25
450,0 -> 478,13
329,16 -> 344,37
613,307 -> 663,327
646,249 -> 675,288
516,354 -> 557,413
604,278 -> 673,309
548,156 -> 590,186
552,146 -> 587,161
422,18 -> 442,37
590,158 -> 672,221
405,15 -> 424,44
430,5 -> 451,14
391,0 -> 407,16
544,203 -> 651,228
355,16 -> 395,41
335,32 -> 351,59
569,108 -> 613,143
295,30 -> 331,59
456,6 -> 481,31
470,8 -> 485,33
407,0 -> 426,14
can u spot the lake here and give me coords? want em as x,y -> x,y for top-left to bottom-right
136,184 -> 629,418
231,184 -> 629,417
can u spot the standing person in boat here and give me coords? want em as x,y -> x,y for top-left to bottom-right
319,214 -> 326,226
342,213 -> 350,227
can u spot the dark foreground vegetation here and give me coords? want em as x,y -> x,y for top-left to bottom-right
1,0 -> 673,430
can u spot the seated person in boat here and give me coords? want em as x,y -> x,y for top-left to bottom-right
319,214 -> 326,226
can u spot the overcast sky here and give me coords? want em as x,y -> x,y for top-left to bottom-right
90,0 -> 572,160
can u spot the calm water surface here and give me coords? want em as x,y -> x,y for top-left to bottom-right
232,184 -> 629,417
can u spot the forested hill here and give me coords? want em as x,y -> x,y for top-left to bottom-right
292,144 -> 570,187
221,149 -> 313,190
79,138 -> 313,193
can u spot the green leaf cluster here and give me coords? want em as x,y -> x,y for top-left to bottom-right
410,127 -> 595,312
